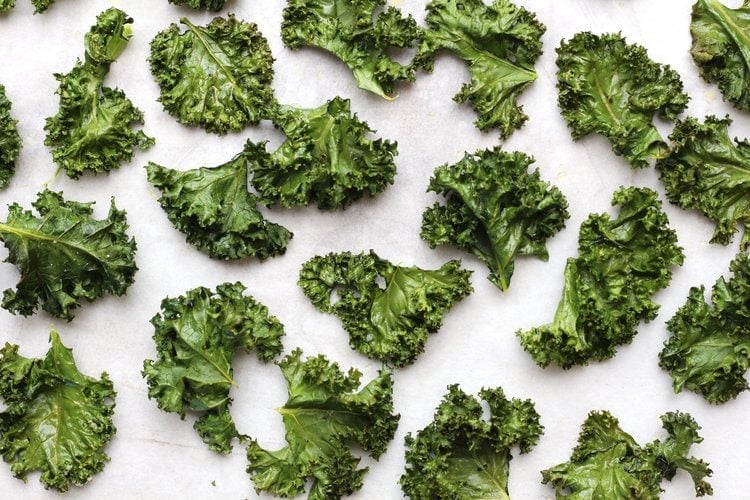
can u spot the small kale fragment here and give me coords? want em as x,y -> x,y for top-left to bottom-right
168,0 -> 228,10
557,32 -> 689,168
31,0 -> 55,13
44,8 -> 154,178
542,410 -> 713,498
657,115 -> 750,250
150,15 -> 275,134
299,250 -> 473,366
400,385 -> 542,499
247,97 -> 397,209
517,187 -> 684,368
146,151 -> 292,260
143,282 -> 284,453
246,348 -> 399,499
415,0 -> 546,138
0,189 -> 137,320
0,330 -> 116,492
0,84 -> 21,189
0,0 -> 57,13
691,0 -> 750,111
660,252 -> 750,404
281,0 -> 421,99
421,147 -> 569,291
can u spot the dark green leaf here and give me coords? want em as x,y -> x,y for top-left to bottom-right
556,32 -> 689,168
517,187 -> 684,368
421,146 -> 569,291
542,410 -> 712,498
44,8 -> 154,178
400,385 -> 542,499
149,15 -> 274,134
0,84 -> 21,189
248,97 -> 397,209
691,0 -> 750,111
299,250 -> 473,366
142,282 -> 284,453
415,0 -> 545,138
657,115 -> 750,250
146,151 -> 292,260
281,0 -> 421,98
246,349 -> 399,499
31,0 -> 54,13
660,252 -> 750,403
168,0 -> 228,10
0,190 -> 137,320
0,330 -> 116,492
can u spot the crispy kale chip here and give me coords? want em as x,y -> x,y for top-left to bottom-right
143,282 -> 284,453
421,147 -> 569,291
542,410 -> 713,498
247,97 -> 397,209
246,348 -> 399,499
415,0 -> 546,138
32,0 -> 57,13
150,15 -> 274,134
0,330 -> 116,492
400,385 -> 542,499
281,0 -> 421,99
517,187 -> 684,368
557,32 -> 689,168
691,0 -> 750,110
44,8 -> 154,178
657,115 -> 750,250
660,252 -> 750,404
0,190 -> 137,320
0,84 -> 21,189
299,250 -> 473,366
1,0 -> 59,13
168,0 -> 228,10
146,151 -> 292,260
1,0 -> 57,13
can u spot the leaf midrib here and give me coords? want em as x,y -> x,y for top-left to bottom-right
0,222 -> 109,264
181,18 -> 239,89
704,0 -> 750,56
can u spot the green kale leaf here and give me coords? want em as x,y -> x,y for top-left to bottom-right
142,282 -> 284,453
421,147 -> 569,291
44,8 -> 154,178
150,15 -> 275,134
146,151 -> 292,260
168,0 -> 228,10
691,0 -> 750,111
557,32 -> 689,168
246,348 -> 399,499
0,84 -> 21,189
657,115 -> 750,250
281,0 -> 421,99
542,410 -> 713,498
298,250 -> 473,367
0,330 -> 116,492
400,385 -> 542,499
31,0 -> 55,13
517,187 -> 684,368
247,97 -> 397,209
0,189 -> 137,320
0,0 -> 57,13
415,0 -> 546,138
660,252 -> 750,404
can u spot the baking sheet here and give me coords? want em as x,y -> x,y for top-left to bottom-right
0,0 -> 747,498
